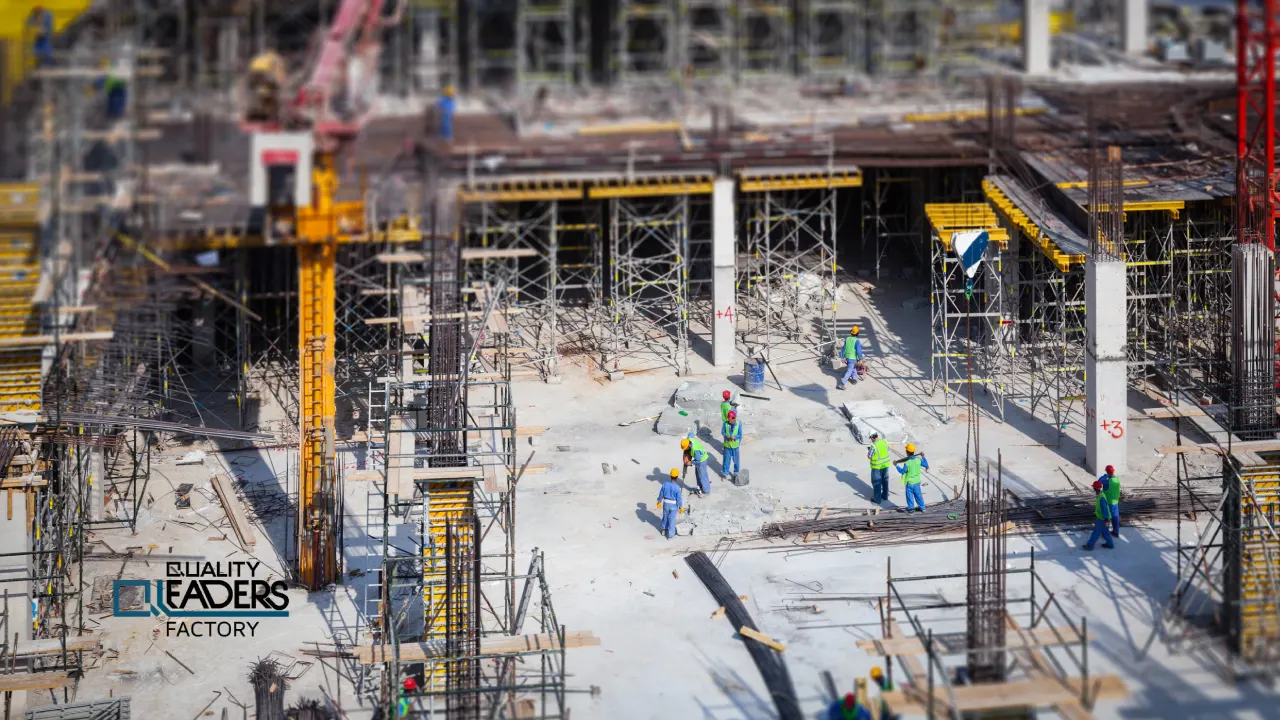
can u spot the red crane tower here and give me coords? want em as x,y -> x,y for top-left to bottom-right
1237,0 -> 1280,249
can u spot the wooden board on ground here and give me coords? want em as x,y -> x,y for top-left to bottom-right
739,626 -> 785,652
880,675 -> 1126,716
355,630 -> 599,664
0,672 -> 75,692
211,472 -> 256,548
858,624 -> 1080,657
9,636 -> 100,657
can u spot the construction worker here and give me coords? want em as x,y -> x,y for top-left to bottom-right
720,389 -> 737,423
1082,480 -> 1115,551
826,681 -> 873,720
837,326 -> 864,389
1099,464 -> 1120,538
894,443 -> 929,512
398,677 -> 416,717
722,410 -> 742,478
657,468 -> 684,539
439,85 -> 456,141
870,666 -> 899,720
866,430 -> 891,505
681,437 -> 711,495
28,6 -> 55,68
95,60 -> 128,121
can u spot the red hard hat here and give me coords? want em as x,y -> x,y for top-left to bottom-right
727,410 -> 737,420
403,677 -> 417,692
1105,465 -> 1115,475
843,692 -> 856,709
723,390 -> 732,399
1092,480 -> 1103,491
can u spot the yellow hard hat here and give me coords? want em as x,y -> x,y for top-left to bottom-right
669,468 -> 680,478
443,85 -> 456,97
850,326 -> 860,336
905,442 -> 917,454
680,439 -> 691,450
870,666 -> 884,681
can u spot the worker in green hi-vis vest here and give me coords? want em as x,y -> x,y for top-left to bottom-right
866,430 -> 892,505
1082,480 -> 1116,551
398,677 -> 416,717
893,443 -> 929,512
1099,464 -> 1121,538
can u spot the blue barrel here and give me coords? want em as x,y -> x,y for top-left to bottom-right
744,359 -> 765,392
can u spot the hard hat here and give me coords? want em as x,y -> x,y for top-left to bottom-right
669,468 -> 680,478
680,439 -> 691,450
843,692 -> 856,709
905,442 -> 916,454
1105,465 -> 1115,475
870,666 -> 884,681
723,390 -> 732,399
850,326 -> 860,335
403,677 -> 417,692
1092,480 -> 1104,491
443,85 -> 456,97
869,430 -> 879,438
727,410 -> 737,420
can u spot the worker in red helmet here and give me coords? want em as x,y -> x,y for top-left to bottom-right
720,389 -> 738,423
1082,480 -> 1115,551
1098,464 -> 1121,538
826,684 -> 872,720
398,676 -> 416,717
722,409 -> 742,478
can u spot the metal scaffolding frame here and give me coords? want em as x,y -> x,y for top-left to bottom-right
518,0 -> 579,88
615,0 -> 679,86
928,204 -> 1009,421
798,0 -> 864,77
738,0 -> 794,78
863,168 -> 925,280
737,187 -> 837,360
469,0 -> 519,90
1125,208 -> 1176,382
682,0 -> 734,80
606,194 -> 691,375
871,0 -> 939,76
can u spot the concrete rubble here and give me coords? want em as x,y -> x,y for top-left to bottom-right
842,399 -> 912,445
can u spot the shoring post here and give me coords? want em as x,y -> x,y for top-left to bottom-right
1081,615 -> 1089,708
926,628 -> 935,719
1030,547 -> 1036,627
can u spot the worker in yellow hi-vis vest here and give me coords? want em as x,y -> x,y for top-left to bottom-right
866,430 -> 891,505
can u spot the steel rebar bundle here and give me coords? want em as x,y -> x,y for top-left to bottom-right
249,658 -> 288,720
685,551 -> 802,720
965,454 -> 1007,683
1230,244 -> 1277,435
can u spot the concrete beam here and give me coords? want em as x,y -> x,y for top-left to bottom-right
1023,0 -> 1051,75
1122,0 -> 1148,56
711,178 -> 736,368
1085,259 -> 1127,475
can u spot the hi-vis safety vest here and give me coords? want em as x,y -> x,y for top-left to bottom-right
869,438 -> 890,470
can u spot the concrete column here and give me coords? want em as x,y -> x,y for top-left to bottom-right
1121,0 -> 1148,56
1085,259 -> 1127,475
1022,0 -> 1051,75
711,177 -> 737,368
90,448 -> 106,521
0,496 -> 31,715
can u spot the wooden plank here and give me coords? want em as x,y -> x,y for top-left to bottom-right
365,308 -> 527,326
0,672 -> 74,692
857,625 -> 1079,657
515,426 -> 548,438
355,630 -> 599,664
521,464 -> 549,475
881,675 -> 1126,715
412,466 -> 485,481
389,415 -> 414,499
346,470 -> 380,482
0,475 -> 46,489
461,247 -> 540,260
211,472 -> 257,548
0,330 -> 113,348
9,636 -> 100,657
804,505 -> 827,544
1004,614 -> 1094,720
739,626 -> 786,652
1156,438 -> 1280,456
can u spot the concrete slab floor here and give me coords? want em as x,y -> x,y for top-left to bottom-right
32,277 -> 1256,718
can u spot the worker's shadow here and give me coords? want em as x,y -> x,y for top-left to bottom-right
647,467 -> 671,484
829,464 -> 872,497
635,502 -> 662,531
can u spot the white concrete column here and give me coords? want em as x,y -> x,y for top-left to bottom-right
1,496 -> 31,716
1023,0 -> 1051,75
1122,0 -> 1148,56
711,177 -> 737,368
1085,259 -> 1127,475
90,448 -> 106,521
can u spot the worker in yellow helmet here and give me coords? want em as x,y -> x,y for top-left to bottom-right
656,468 -> 684,539
680,437 -> 711,496
838,326 -> 864,389
894,442 -> 929,512
439,84 -> 456,141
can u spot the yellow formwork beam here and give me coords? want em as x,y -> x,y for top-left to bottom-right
982,179 -> 1084,272
738,169 -> 863,193
588,174 -> 715,199
154,224 -> 422,252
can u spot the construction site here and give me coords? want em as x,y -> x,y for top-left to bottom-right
0,0 -> 1277,718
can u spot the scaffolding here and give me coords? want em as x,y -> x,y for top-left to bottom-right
518,0 -> 579,88
799,0 -> 865,77
926,203 -> 1010,421
872,0 -> 940,76
738,0 -> 794,79
615,0 -> 679,86
682,0 -> 734,80
863,168 -> 925,279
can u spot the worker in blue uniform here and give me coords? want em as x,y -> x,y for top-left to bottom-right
28,7 -> 55,68
722,409 -> 742,478
398,677 -> 415,717
438,85 -> 456,141
95,62 -> 128,121
894,443 -> 929,512
1082,480 -> 1116,551
1099,464 -> 1120,538
826,687 -> 872,720
681,437 -> 711,495
656,468 -> 684,539
866,430 -> 892,505
837,326 -> 864,389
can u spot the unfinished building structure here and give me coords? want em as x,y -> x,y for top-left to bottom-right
0,0 -> 1277,717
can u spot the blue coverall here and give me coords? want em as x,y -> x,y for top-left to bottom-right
826,698 -> 872,720
866,437 -> 891,504
722,419 -> 742,475
895,455 -> 930,511
438,93 -> 456,140
95,74 -> 127,120
1099,472 -> 1120,536
1084,493 -> 1115,550
657,478 -> 683,539
29,9 -> 55,68
839,335 -> 864,388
